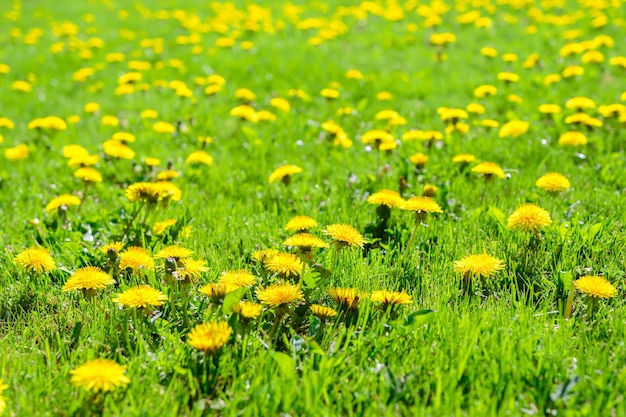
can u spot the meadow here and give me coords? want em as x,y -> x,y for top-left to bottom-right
1,0 -> 626,415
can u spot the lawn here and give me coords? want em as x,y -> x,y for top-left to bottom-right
1,0 -> 626,415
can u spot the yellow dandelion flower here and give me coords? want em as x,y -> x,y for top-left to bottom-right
70,359 -> 130,393
0,379 -> 7,415
112,285 -> 167,310
285,215 -> 318,232
199,282 -> 238,299
565,97 -> 595,111
45,194 -> 81,213
453,154 -> 476,164
119,247 -> 154,271
62,144 -> 89,158
251,249 -> 280,263
558,131 -> 588,146
270,97 -> 290,112
370,290 -> 413,307
328,287 -> 364,311
68,154 -> 99,167
573,276 -> 617,299
538,104 -> 562,114
100,242 -> 124,255
178,258 -> 208,281
156,170 -> 179,181
256,283 -> 304,306
232,301 -> 263,319
499,120 -> 529,138
283,233 -> 329,250
13,247 -> 56,273
74,167 -> 102,183
507,203 -> 552,233
152,218 -> 177,235
62,266 -> 115,293
154,245 -> 193,260
536,173 -> 571,192
112,132 -> 136,143
218,270 -> 257,288
409,153 -> 428,167
474,84 -> 497,98
5,144 -> 29,161
367,189 -> 404,208
186,150 -> 213,165
471,162 -> 505,179
400,196 -> 443,214
497,72 -> 519,83
187,321 -> 232,353
265,252 -> 305,277
310,304 -> 338,320
454,254 -> 504,278
323,224 -> 366,248
269,164 -> 303,184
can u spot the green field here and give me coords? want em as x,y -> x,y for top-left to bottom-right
1,0 -> 626,415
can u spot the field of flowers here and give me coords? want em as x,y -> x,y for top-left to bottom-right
1,0 -> 626,415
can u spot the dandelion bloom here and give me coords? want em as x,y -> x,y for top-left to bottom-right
558,131 -> 588,146
367,190 -> 404,208
538,104 -> 562,115
5,144 -> 29,161
0,379 -> 6,414
323,224 -> 366,248
218,270 -> 257,288
573,276 -> 617,299
454,254 -> 504,278
119,247 -> 154,271
310,304 -> 338,320
453,154 -> 476,164
232,301 -> 263,320
177,258 -> 208,281
265,252 -> 305,277
13,247 -> 56,273
153,218 -> 177,235
230,105 -> 258,122
284,215 -> 318,232
113,285 -> 167,310
370,290 -> 413,307
283,233 -> 329,250
471,162 -> 505,179
62,266 -> 115,293
400,196 -> 443,215
251,249 -> 280,263
187,321 -> 232,353
499,120 -> 529,138
565,97 -> 595,111
474,84 -> 497,98
270,97 -> 290,112
45,194 -> 81,213
125,182 -> 180,204
507,203 -> 552,233
256,283 -> 304,306
70,359 -> 130,393
74,167 -> 102,183
269,164 -> 303,184
186,150 -> 213,165
328,288 -> 364,311
198,283 -> 238,299
100,242 -> 124,255
536,173 -> 571,192
497,72 -> 519,83
409,153 -> 428,167
62,144 -> 89,158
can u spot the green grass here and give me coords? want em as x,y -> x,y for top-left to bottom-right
1,0 -> 626,415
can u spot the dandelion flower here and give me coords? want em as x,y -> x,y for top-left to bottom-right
187,321 -> 232,353
74,167 -> 102,183
573,276 -> 617,299
5,144 -> 29,161
367,190 -> 404,208
453,154 -> 476,164
100,242 -> 124,255
198,283 -> 238,300
471,162 -> 505,179
152,218 -> 177,235
119,247 -> 154,271
0,379 -> 7,415
400,196 -> 443,215
265,252 -> 305,277
177,258 -> 208,282
269,164 -> 303,184
62,266 -> 115,293
113,285 -> 167,310
154,245 -> 193,261
310,304 -> 338,320
409,153 -> 428,167
70,359 -> 130,393
507,203 -> 552,233
232,301 -> 263,320
536,173 -> 571,192
323,224 -> 366,248
499,120 -> 529,138
186,150 -> 213,165
218,270 -> 257,288
13,247 -> 56,273
283,233 -> 329,250
284,216 -> 318,232
558,131 -> 588,146
256,283 -> 304,306
454,254 -> 504,278
370,290 -> 413,308
328,288 -> 364,311
45,194 -> 81,213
